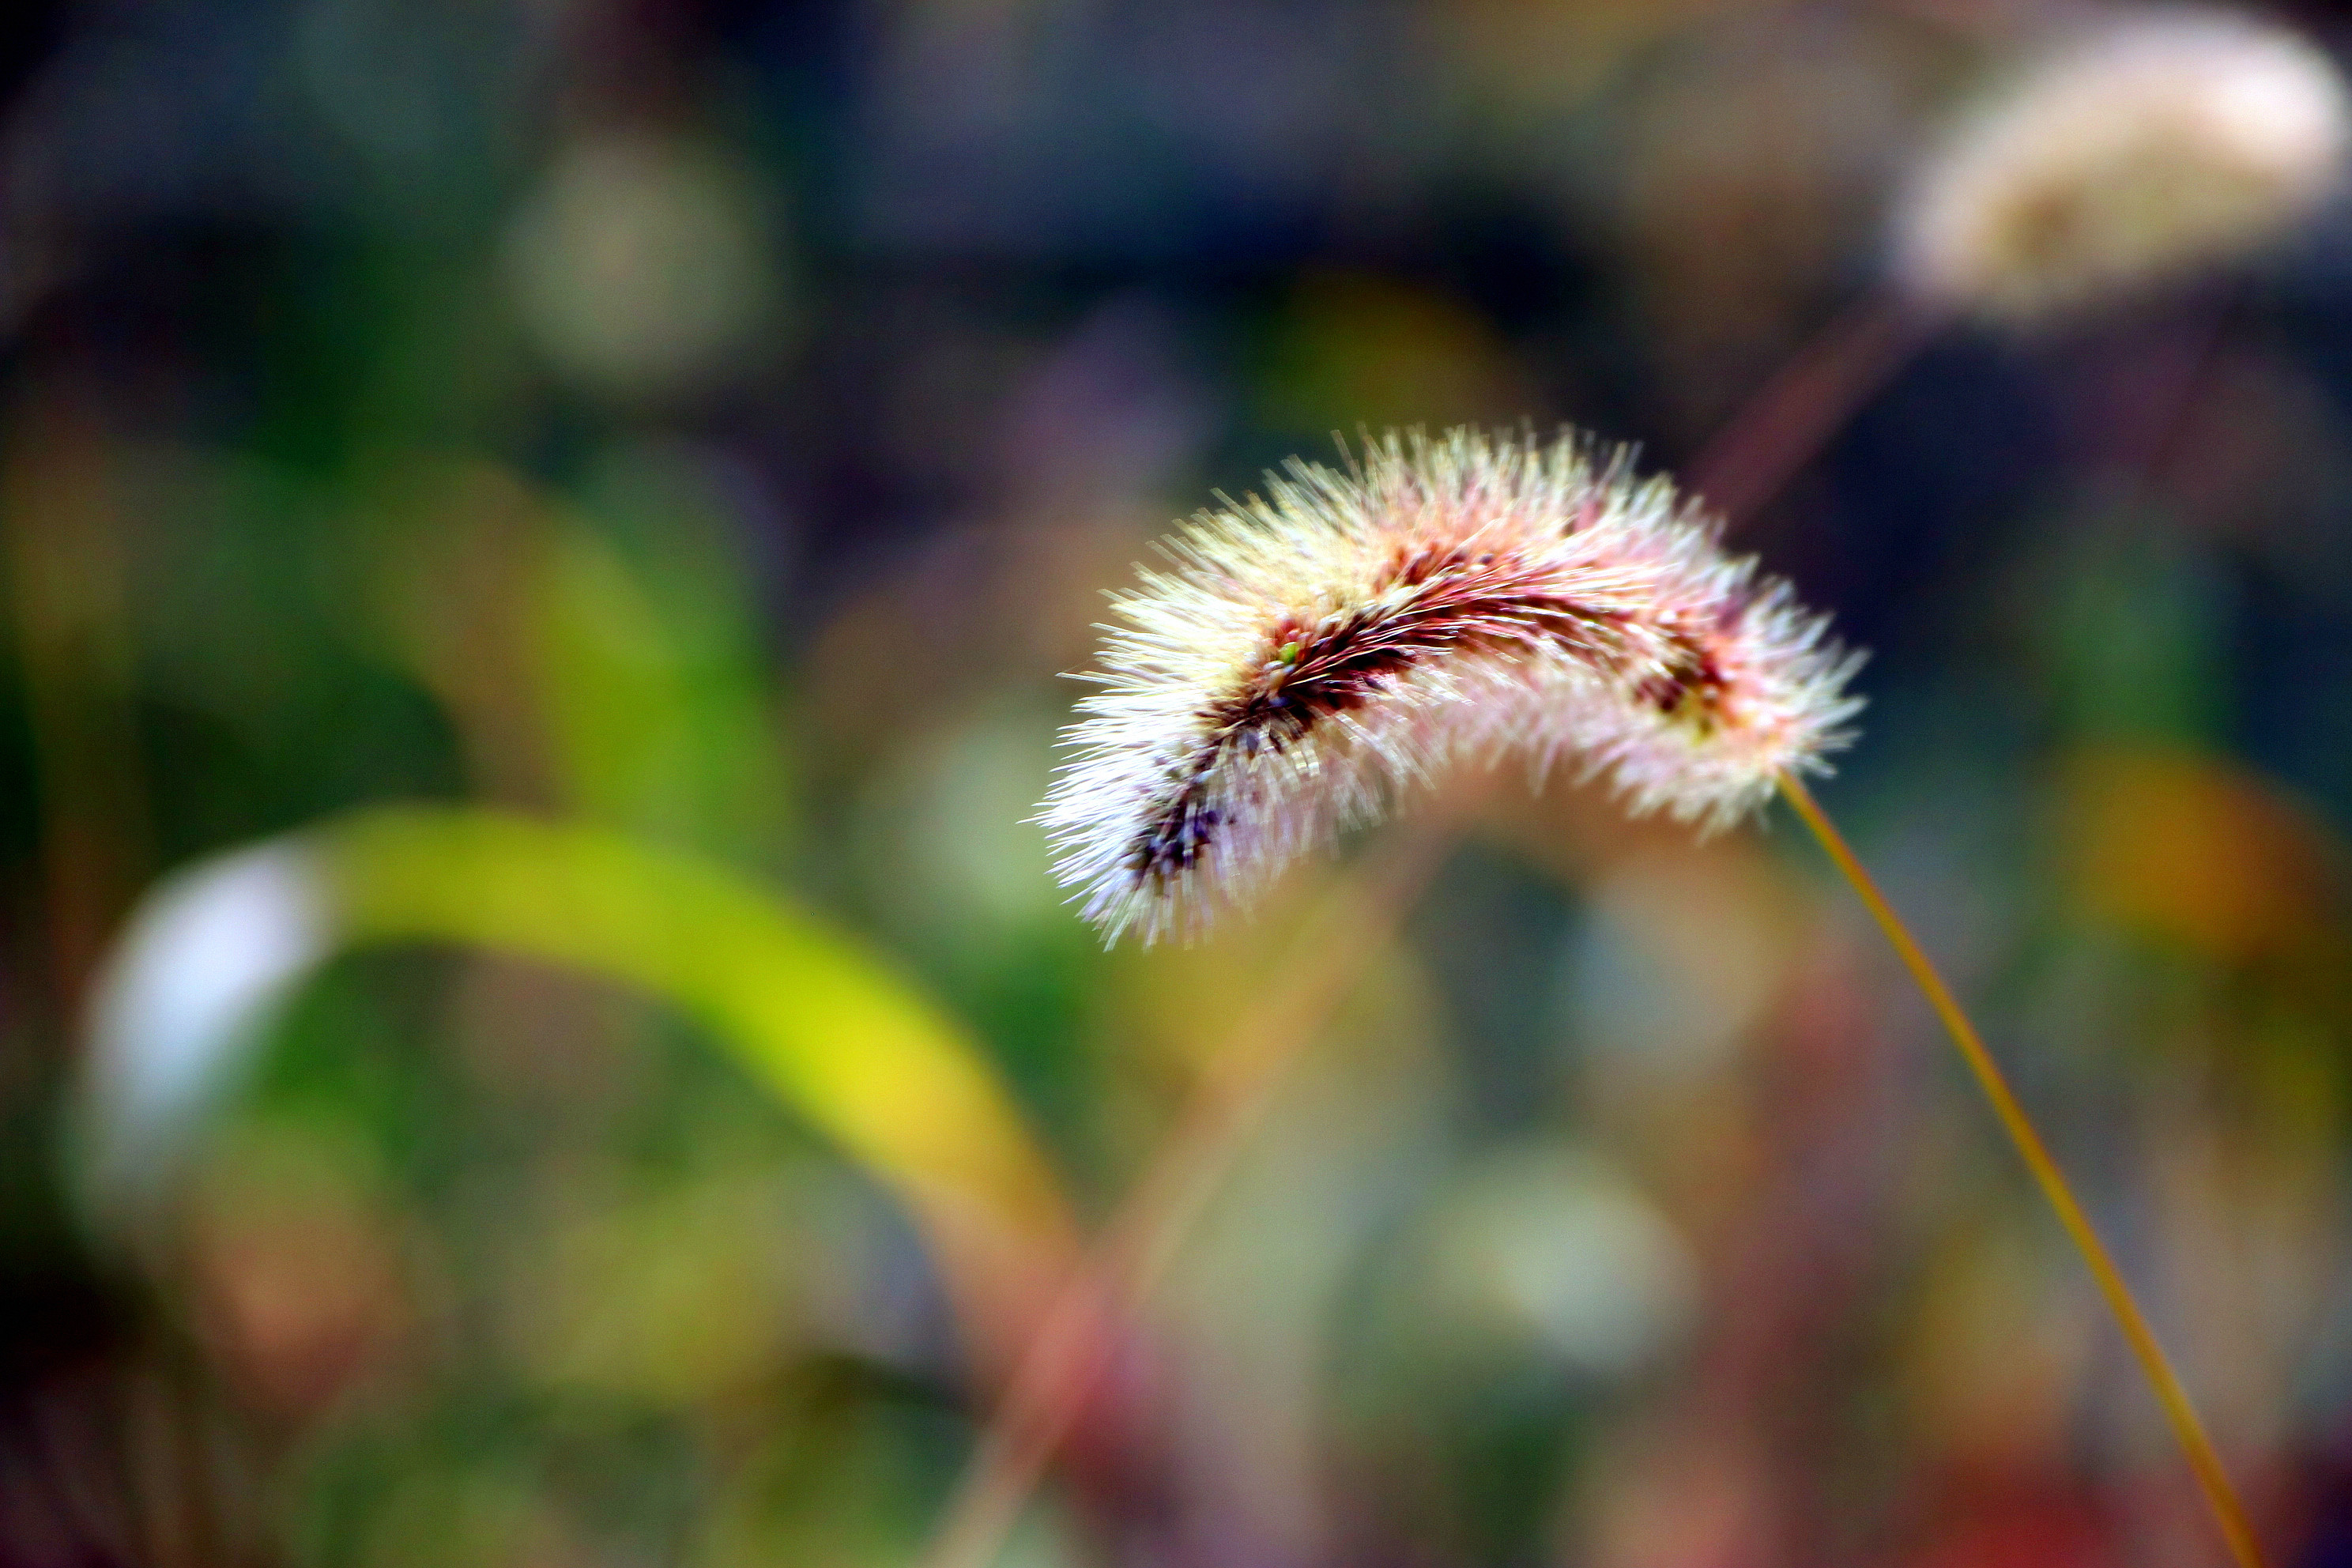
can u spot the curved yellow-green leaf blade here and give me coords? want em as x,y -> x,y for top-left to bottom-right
82,806 -> 1076,1357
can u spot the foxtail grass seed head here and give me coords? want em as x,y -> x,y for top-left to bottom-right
1894,9 -> 2349,321
1038,430 -> 1864,944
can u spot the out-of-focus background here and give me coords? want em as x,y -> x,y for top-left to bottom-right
9,2 -> 2352,1565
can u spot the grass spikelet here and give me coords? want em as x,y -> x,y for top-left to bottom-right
1036,428 -> 1863,944
1895,9 -> 2349,321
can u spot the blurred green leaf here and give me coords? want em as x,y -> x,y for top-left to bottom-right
318,808 -> 1072,1264
84,806 -> 1074,1355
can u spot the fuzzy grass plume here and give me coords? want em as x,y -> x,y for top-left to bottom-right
1895,9 -> 2349,321
1038,429 -> 1863,943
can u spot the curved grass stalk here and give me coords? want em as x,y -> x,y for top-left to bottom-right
926,774 -> 2272,1568
1777,772 -> 2263,1568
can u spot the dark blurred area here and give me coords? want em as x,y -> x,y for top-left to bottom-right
9,2 -> 2352,1565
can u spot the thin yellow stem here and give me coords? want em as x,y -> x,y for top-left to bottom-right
1776,772 -> 2263,1568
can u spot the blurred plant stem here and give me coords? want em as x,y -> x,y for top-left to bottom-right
1689,292 -> 1942,526
1776,771 -> 2266,1568
2083,291 -> 2237,501
2,395 -> 152,1010
917,801 -> 1468,1568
